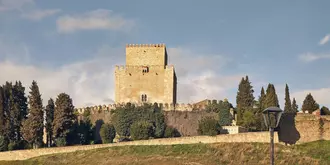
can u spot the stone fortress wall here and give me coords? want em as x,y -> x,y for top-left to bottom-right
75,100 -> 214,115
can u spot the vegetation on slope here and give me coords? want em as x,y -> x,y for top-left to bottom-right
1,141 -> 329,165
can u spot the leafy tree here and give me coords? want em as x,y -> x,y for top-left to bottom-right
218,99 -> 232,126
301,93 -> 319,114
292,98 -> 298,113
320,106 -> 330,115
265,83 -> 279,108
197,117 -> 220,136
53,93 -> 75,144
284,84 -> 292,113
164,126 -> 181,138
154,112 -> 166,138
45,98 -> 55,147
241,111 -> 257,130
0,135 -> 8,151
68,119 -> 93,145
100,123 -> 116,143
236,76 -> 255,125
130,120 -> 154,140
112,103 -> 165,139
21,81 -> 44,149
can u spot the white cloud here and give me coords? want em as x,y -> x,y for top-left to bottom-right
21,9 -> 61,21
56,9 -> 135,33
0,0 -> 34,12
299,52 -> 330,62
292,88 -> 330,109
319,34 -> 330,45
0,43 -> 244,107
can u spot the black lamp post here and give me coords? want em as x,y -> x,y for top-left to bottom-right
262,107 -> 283,165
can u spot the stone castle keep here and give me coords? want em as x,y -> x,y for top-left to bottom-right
76,43 -> 210,114
115,44 -> 177,104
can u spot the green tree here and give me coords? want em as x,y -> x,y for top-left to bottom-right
242,111 -> 257,130
154,111 -> 166,138
100,123 -> 116,143
258,87 -> 266,112
320,106 -> 330,115
301,93 -> 319,114
164,126 -> 181,138
45,98 -> 55,147
265,83 -> 279,108
0,135 -> 8,151
292,98 -> 299,113
218,99 -> 232,126
197,117 -> 220,136
0,87 -> 4,136
236,76 -> 255,125
130,120 -> 154,140
53,93 -> 75,145
21,81 -> 44,149
284,84 -> 292,113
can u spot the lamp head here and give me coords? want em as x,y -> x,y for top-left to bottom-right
262,106 -> 283,129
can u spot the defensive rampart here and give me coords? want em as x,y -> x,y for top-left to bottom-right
0,132 -> 278,161
75,102 -> 211,115
278,113 -> 330,144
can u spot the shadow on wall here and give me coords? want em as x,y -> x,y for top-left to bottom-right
278,113 -> 300,145
93,119 -> 104,144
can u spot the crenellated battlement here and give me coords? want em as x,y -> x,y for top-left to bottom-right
75,102 -> 210,115
126,43 -> 166,48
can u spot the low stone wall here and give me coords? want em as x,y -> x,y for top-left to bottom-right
0,132 -> 277,161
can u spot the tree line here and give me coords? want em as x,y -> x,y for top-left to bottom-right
235,76 -> 330,131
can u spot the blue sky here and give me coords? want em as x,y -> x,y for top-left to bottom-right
0,0 -> 330,109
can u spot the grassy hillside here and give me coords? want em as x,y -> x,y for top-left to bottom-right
0,141 -> 329,165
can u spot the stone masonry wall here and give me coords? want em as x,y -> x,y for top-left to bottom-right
279,113 -> 330,144
0,132 -> 278,161
125,44 -> 167,66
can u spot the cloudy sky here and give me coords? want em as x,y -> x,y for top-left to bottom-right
0,0 -> 329,109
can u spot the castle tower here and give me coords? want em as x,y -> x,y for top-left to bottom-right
115,44 -> 177,104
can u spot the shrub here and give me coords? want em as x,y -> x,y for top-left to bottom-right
130,121 -> 154,140
164,126 -> 181,138
55,137 -> 67,147
100,123 -> 116,144
197,117 -> 220,136
0,136 -> 8,151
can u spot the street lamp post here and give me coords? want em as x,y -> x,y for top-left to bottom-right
262,107 -> 283,165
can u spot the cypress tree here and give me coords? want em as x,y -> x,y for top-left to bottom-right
284,84 -> 292,113
301,93 -> 319,114
292,98 -> 298,113
258,87 -> 266,112
0,87 -> 4,135
236,76 -> 254,124
45,98 -> 55,147
21,81 -> 44,148
53,93 -> 75,144
265,84 -> 279,108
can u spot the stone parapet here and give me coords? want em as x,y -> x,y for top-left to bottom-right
75,102 -> 209,114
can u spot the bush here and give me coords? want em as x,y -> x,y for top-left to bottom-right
55,137 -> 67,147
0,136 -> 8,151
130,121 -> 154,140
197,117 -> 220,136
164,126 -> 181,138
112,103 -> 165,138
100,123 -> 116,144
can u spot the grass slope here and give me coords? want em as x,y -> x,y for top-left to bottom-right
0,141 -> 329,165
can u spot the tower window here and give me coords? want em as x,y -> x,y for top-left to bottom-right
142,66 -> 149,73
141,94 -> 147,102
